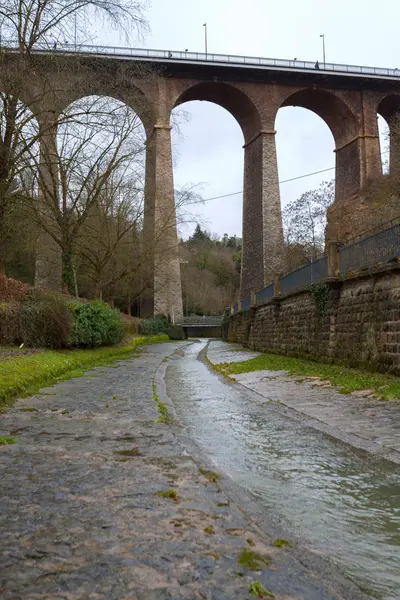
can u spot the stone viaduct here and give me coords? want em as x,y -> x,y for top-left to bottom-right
3,46 -> 400,321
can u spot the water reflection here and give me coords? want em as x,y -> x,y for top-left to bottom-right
166,342 -> 400,600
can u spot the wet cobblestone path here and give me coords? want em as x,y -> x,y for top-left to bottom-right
0,341 -> 392,599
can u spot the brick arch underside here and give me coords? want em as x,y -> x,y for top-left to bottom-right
55,80 -> 154,134
377,94 -> 400,177
173,82 -> 262,142
280,89 -> 359,146
377,94 -> 400,122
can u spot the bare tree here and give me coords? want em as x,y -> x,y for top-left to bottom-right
0,0 -> 148,52
0,0 -> 148,274
20,95 -> 146,291
283,179 -> 334,267
75,170 -> 144,299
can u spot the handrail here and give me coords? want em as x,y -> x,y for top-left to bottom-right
1,41 -> 400,80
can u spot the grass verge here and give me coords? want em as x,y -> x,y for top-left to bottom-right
0,334 -> 169,411
214,353 -> 400,401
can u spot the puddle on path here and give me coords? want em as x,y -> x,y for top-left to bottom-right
166,340 -> 400,600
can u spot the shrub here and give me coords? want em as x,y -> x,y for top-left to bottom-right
19,295 -> 71,349
67,300 -> 124,348
120,314 -> 141,335
0,301 -> 20,345
139,315 -> 169,336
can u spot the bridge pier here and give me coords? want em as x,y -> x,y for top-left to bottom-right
35,120 -> 62,292
241,130 -> 285,297
327,104 -> 383,243
143,122 -> 183,322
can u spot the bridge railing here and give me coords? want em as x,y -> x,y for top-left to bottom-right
231,218 -> 400,314
182,316 -> 222,326
1,41 -> 400,79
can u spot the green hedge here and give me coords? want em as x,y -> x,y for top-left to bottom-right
67,301 -> 124,348
20,296 -> 71,349
139,315 -> 169,336
0,296 -> 125,349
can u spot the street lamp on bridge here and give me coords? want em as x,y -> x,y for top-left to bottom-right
203,23 -> 208,58
320,34 -> 326,68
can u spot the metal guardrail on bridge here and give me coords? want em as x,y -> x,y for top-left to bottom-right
182,316 -> 222,327
2,42 -> 400,80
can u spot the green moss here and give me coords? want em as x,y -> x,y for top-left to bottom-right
272,538 -> 293,548
249,581 -> 274,598
216,501 -> 229,507
237,549 -> 272,570
215,353 -> 400,401
199,468 -> 220,484
247,538 -> 256,547
0,334 -> 169,411
204,525 -> 215,534
61,410 -> 69,415
0,436 -> 16,445
156,489 -> 178,501
115,448 -> 141,457
19,407 -> 38,412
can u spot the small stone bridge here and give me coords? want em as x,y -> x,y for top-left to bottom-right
181,316 -> 223,338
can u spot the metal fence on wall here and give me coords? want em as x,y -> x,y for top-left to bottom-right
280,256 -> 328,296
339,221 -> 400,275
232,219 -> 400,314
256,283 -> 274,304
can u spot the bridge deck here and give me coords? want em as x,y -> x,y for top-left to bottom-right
3,42 -> 400,83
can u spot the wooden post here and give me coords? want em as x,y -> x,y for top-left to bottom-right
250,288 -> 257,305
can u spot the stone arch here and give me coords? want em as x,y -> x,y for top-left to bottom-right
56,80 -> 154,135
377,94 -> 400,174
276,88 -> 363,245
278,88 -> 359,147
173,81 -> 262,143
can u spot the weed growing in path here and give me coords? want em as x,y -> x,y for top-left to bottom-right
199,468 -> 220,484
156,489 -> 179,501
0,436 -> 16,445
237,549 -> 272,570
249,581 -> 274,598
204,525 -> 215,534
273,538 -> 293,548
152,383 -> 174,424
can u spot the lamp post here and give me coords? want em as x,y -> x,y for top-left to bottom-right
320,34 -> 326,67
203,23 -> 208,57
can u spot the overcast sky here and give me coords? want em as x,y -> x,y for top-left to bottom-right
92,0 -> 396,238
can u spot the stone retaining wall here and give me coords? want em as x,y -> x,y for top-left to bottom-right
227,266 -> 400,374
